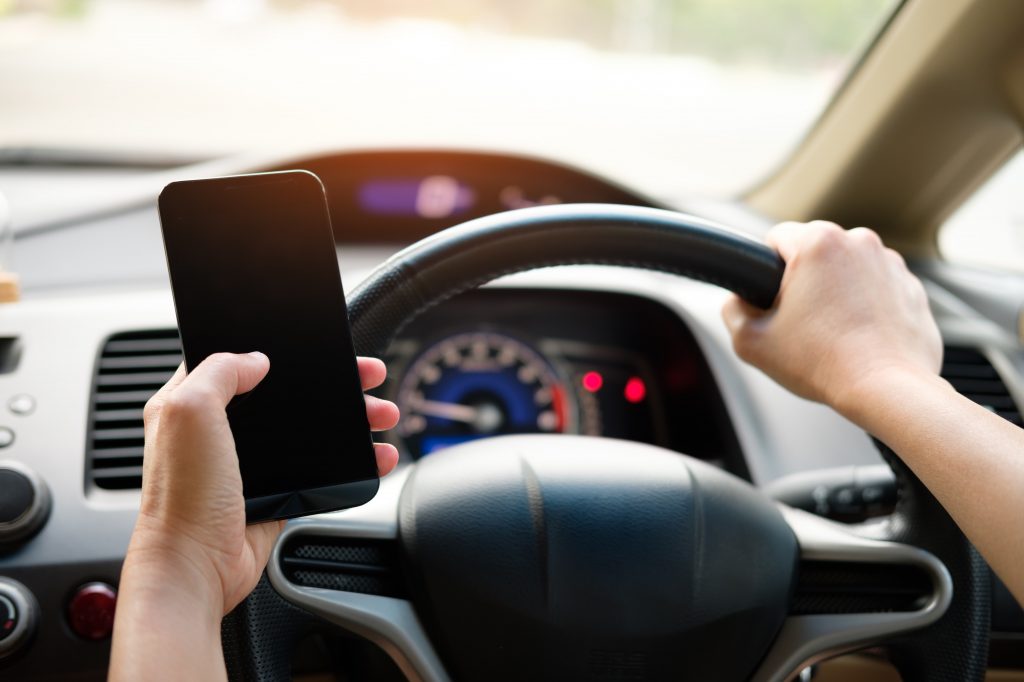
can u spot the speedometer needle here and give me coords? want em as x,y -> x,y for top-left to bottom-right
411,398 -> 505,433
412,399 -> 481,423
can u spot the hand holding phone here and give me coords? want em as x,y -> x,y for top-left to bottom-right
158,170 -> 383,522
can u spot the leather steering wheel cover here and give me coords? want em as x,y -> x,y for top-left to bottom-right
346,203 -> 785,357
223,204 -> 988,682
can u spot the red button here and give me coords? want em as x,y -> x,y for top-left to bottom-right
67,582 -> 117,640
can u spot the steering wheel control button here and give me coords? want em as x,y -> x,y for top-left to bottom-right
0,427 -> 13,448
0,578 -> 37,659
67,583 -> 117,641
7,394 -> 35,416
0,461 -> 51,547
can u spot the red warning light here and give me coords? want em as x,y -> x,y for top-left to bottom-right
582,371 -> 603,392
624,377 -> 647,403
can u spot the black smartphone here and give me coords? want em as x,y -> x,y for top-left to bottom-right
158,170 -> 379,523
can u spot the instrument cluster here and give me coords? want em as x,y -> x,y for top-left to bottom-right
381,288 -> 747,477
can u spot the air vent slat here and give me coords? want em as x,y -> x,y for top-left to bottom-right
92,427 -> 146,441
942,346 -> 1021,429
97,372 -> 177,388
88,330 -> 180,490
103,338 -> 182,354
99,355 -> 182,372
91,465 -> 145,480
94,390 -> 161,406
90,447 -> 145,461
93,409 -> 145,423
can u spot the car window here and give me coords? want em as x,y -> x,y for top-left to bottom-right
0,0 -> 896,198
940,148 -> 1024,273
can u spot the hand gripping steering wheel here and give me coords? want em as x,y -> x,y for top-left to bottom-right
222,204 -> 989,682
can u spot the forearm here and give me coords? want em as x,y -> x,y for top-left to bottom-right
840,367 -> 1024,605
110,544 -> 227,681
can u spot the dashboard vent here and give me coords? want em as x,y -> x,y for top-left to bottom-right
87,330 -> 181,490
280,536 -> 406,598
942,346 -> 1022,427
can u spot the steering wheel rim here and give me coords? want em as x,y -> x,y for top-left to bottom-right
222,203 -> 988,682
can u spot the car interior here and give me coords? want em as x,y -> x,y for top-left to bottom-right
1,0 -> 1023,680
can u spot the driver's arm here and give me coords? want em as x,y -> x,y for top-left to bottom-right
108,352 -> 400,681
722,220 -> 1024,607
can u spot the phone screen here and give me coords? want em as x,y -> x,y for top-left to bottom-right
158,171 -> 378,519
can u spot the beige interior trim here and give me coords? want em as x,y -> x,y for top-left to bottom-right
814,654 -> 1024,682
747,0 -> 1024,255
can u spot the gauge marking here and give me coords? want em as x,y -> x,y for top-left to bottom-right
395,332 -> 582,458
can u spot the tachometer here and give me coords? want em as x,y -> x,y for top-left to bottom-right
396,332 -> 575,458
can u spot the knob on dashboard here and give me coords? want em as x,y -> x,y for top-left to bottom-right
0,578 -> 37,660
0,461 -> 50,547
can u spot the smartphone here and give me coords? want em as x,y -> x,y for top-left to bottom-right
158,170 -> 379,523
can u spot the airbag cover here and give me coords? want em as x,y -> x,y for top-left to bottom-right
398,435 -> 797,681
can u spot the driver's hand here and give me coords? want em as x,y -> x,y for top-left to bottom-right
116,350 -> 395,626
721,221 -> 942,417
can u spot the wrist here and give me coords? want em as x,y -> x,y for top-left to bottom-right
831,363 -> 953,432
122,516 -> 227,622
111,534 -> 227,682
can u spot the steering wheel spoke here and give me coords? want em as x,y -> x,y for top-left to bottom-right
263,467 -> 451,682
753,507 -> 952,681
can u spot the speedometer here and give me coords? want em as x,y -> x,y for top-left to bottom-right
395,332 -> 576,458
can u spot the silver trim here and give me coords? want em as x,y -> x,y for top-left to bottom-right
752,507 -> 953,682
267,468 -> 450,682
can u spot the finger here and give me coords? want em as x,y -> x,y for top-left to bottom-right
885,247 -> 908,272
365,395 -> 400,431
721,293 -> 765,333
847,226 -> 883,249
358,357 -> 387,390
152,363 -> 187,400
142,363 -> 188,426
721,294 -> 766,363
374,442 -> 400,477
766,220 -> 842,262
180,351 -> 271,407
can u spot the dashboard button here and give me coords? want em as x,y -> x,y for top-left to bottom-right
67,583 -> 117,641
0,469 -> 33,524
0,595 -> 16,642
0,427 -> 13,448
0,461 -> 51,546
7,395 -> 35,416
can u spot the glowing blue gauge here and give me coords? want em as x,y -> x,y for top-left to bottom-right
395,332 -> 576,458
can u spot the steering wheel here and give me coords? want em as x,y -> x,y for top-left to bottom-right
221,204 -> 989,682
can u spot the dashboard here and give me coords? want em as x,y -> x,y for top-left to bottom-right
0,148 -> 1022,679
266,150 -> 659,244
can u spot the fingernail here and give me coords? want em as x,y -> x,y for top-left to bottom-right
248,351 -> 268,361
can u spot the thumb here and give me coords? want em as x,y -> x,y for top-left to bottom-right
182,352 -> 271,407
721,295 -> 767,363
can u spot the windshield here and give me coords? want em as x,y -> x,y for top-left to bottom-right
1,0 -> 894,197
